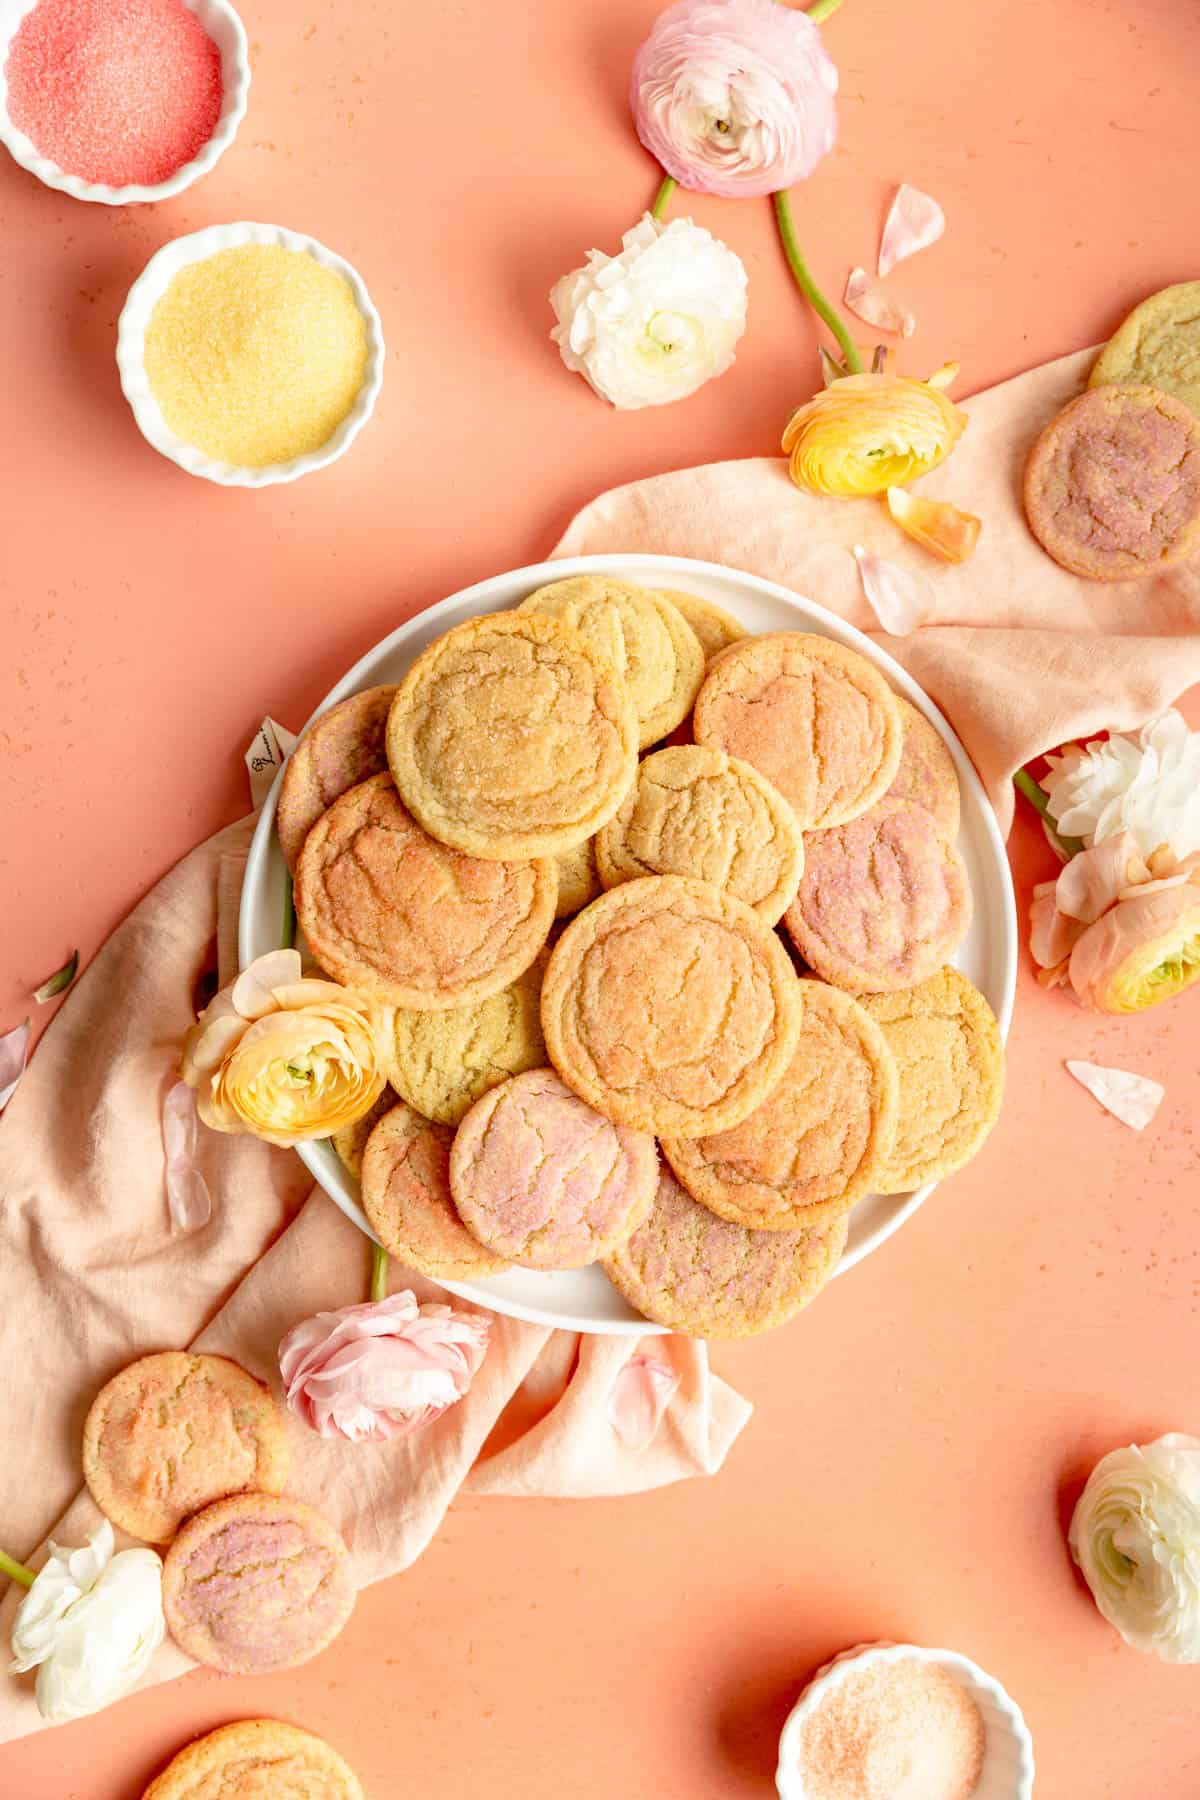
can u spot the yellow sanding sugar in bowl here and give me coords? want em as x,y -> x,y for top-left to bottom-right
143,244 -> 370,468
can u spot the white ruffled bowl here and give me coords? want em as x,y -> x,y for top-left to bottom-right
0,0 -> 249,204
116,220 -> 386,487
776,1640 -> 1034,1800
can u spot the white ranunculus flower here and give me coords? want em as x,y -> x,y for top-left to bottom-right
1069,1434 -> 1200,1663
550,214 -> 747,410
10,1520 -> 165,1721
1044,711 -> 1200,859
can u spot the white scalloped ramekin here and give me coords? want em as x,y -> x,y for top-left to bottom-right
776,1640 -> 1034,1800
0,0 -> 249,204
116,220 -> 386,487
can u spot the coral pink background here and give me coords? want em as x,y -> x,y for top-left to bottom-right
2,0 -> 1200,1793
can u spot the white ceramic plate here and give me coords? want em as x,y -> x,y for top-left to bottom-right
240,554 -> 1017,1336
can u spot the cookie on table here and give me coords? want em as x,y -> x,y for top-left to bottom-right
542,874 -> 801,1139
604,1165 -> 847,1339
361,1101 -> 509,1279
295,774 -> 556,1009
142,1719 -> 364,1800
595,745 -> 804,926
658,588 -> 747,662
384,954 -> 546,1126
554,835 -> 602,920
276,685 -> 397,871
331,1084 -> 397,1179
1024,384 -> 1200,581
662,982 -> 898,1231
693,632 -> 903,830
885,695 -> 960,838
784,798 -> 972,994
386,611 -> 637,859
519,574 -> 705,748
82,1352 -> 288,1544
450,1068 -> 657,1270
858,966 -> 1004,1194
1090,282 -> 1200,418
162,1493 -> 355,1675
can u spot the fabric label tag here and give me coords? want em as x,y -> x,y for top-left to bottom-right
244,717 -> 298,810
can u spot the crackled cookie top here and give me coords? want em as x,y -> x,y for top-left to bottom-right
1090,282 -> 1200,419
142,1719 -> 364,1800
386,610 -> 638,858
662,982 -> 898,1230
276,686 -> 397,871
384,955 -> 546,1126
554,835 -> 602,920
1024,383 -> 1200,581
859,966 -> 1004,1194
162,1493 -> 355,1675
885,696 -> 961,838
361,1101 -> 509,1279
519,575 -> 704,748
542,875 -> 801,1138
295,774 -> 556,1009
785,798 -> 972,993
659,588 -> 747,662
604,1165 -> 847,1339
82,1352 -> 288,1544
596,744 -> 804,925
693,632 -> 902,830
449,1068 -> 657,1269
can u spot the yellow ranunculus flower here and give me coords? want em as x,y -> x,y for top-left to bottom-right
180,949 -> 389,1147
781,366 -> 968,497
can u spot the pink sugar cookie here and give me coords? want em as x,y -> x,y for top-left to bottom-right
277,686 -> 397,871
604,1165 -> 847,1339
449,1068 -> 658,1269
162,1493 -> 355,1675
885,696 -> 960,838
784,798 -> 972,993
360,1101 -> 509,1281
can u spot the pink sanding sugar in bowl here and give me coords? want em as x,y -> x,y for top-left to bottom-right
5,0 -> 223,188
796,1657 -> 985,1800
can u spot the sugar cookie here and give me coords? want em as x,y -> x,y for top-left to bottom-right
384,954 -> 546,1126
1090,283 -> 1200,418
657,588 -> 747,662
885,695 -> 960,838
554,835 -> 602,919
361,1101 -> 509,1279
276,686 -> 396,871
331,1084 -> 396,1179
142,1720 -> 364,1800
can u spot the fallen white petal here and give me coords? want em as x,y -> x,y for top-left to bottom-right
162,1080 -> 213,1230
879,183 -> 946,278
1066,1060 -> 1165,1131
852,545 -> 933,636
844,267 -> 915,338
0,1019 -> 31,1113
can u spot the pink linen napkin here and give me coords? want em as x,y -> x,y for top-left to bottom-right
552,349 -> 1200,831
0,814 -> 750,1743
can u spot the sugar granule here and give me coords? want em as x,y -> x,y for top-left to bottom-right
6,0 -> 223,188
143,245 -> 370,469
797,1657 -> 985,1800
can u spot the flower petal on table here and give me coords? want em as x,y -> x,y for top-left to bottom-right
162,1080 -> 212,1230
1066,1060 -> 1165,1131
844,267 -> 916,338
878,183 -> 946,277
852,544 -> 932,635
0,1018 -> 31,1114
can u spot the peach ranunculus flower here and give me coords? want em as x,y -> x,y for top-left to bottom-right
278,1292 -> 491,1442
1029,833 -> 1200,1014
180,949 -> 388,1147
782,365 -> 967,498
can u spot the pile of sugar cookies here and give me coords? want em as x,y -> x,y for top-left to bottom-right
1025,281 -> 1200,581
279,574 -> 1006,1339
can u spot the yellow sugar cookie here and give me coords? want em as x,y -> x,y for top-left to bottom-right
658,588 -> 747,662
542,874 -> 801,1139
384,955 -> 547,1125
142,1720 -> 364,1800
858,966 -> 1004,1193
554,835 -> 603,919
519,574 -> 705,748
595,744 -> 804,925
662,982 -> 897,1230
331,1084 -> 396,1178
386,611 -> 637,859
1090,282 -> 1200,418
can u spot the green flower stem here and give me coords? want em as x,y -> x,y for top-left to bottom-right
0,1548 -> 35,1590
650,175 -> 676,220
370,1242 -> 389,1303
282,874 -> 296,950
772,191 -> 863,375
1013,767 -> 1085,859
806,0 -> 846,23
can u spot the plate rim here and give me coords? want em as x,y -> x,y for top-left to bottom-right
240,551 -> 1017,1336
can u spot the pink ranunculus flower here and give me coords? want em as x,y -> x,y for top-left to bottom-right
278,1292 -> 491,1443
630,0 -> 838,200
